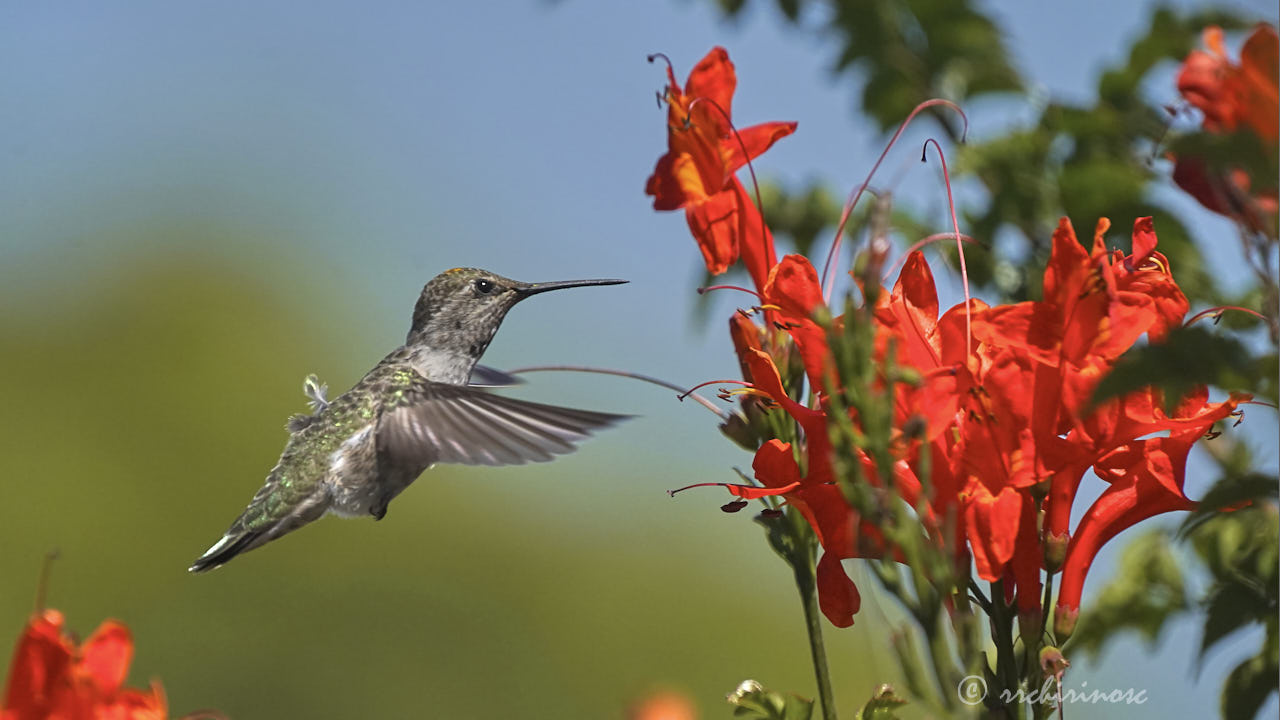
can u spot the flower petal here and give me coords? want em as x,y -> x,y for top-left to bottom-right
685,190 -> 739,275
683,47 -> 736,133
2,610 -> 73,718
816,551 -> 861,628
79,621 -> 133,697
722,121 -> 798,175
965,483 -> 1023,581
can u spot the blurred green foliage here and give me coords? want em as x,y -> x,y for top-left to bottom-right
1094,325 -> 1277,410
715,0 -> 1020,137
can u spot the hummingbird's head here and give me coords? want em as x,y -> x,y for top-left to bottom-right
407,268 -> 626,356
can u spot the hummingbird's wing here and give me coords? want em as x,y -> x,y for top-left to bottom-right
377,381 -> 629,467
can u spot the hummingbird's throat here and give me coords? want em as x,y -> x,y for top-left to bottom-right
405,345 -> 484,385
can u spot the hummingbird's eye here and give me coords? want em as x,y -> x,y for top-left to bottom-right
472,278 -> 497,295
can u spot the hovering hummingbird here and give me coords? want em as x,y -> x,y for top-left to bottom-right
189,268 -> 629,572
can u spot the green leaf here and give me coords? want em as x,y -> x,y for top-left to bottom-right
1198,580 -> 1273,664
1221,650 -> 1278,720
1090,325 -> 1259,413
1179,473 -> 1279,538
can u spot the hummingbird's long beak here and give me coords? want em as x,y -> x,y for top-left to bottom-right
514,278 -> 628,297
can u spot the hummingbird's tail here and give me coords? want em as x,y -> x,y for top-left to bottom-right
189,490 -> 329,573
188,530 -> 265,573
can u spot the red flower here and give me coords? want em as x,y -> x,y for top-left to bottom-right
1177,25 -> 1278,143
1053,388 -> 1246,639
646,48 -> 796,292
762,255 -> 833,392
2,610 -> 167,720
1174,25 -> 1279,228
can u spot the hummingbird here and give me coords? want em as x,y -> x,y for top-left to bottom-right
189,268 -> 629,572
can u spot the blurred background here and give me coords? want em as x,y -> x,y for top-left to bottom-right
1,1 -> 1276,718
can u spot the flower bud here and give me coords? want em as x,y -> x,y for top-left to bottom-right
1043,530 -> 1069,573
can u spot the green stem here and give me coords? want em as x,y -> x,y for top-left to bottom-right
792,554 -> 838,720
988,581 -> 1022,718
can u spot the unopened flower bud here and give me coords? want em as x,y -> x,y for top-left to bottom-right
1043,530 -> 1069,573
1053,605 -> 1079,642
1039,645 -> 1070,680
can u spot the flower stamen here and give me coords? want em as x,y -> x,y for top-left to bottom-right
821,98 -> 969,302
1185,305 -> 1268,326
922,137 -> 972,358
698,284 -> 763,299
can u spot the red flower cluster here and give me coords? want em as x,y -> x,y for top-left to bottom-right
648,49 -> 1249,632
1173,24 -> 1278,229
2,610 -> 167,720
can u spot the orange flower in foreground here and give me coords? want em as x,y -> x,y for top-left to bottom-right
2,610 -> 167,720
645,47 -> 796,292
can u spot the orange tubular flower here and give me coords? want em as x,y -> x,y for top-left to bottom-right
646,47 -> 797,292
1174,24 -> 1279,227
1053,389 -> 1246,639
2,610 -> 167,720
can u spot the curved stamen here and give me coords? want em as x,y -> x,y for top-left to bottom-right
921,138 -> 972,359
820,98 -> 969,301
1184,305 -> 1268,326
506,365 -> 729,420
698,284 -> 763,299
667,480 -> 801,499
34,549 -> 58,613
678,378 -> 752,401
646,52 -> 673,73
882,232 -> 981,282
